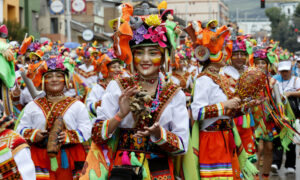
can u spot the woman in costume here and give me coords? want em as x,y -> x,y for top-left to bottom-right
191,49 -> 244,179
0,24 -> 36,180
81,5 -> 189,180
16,54 -> 92,179
252,49 -> 277,180
86,50 -> 122,117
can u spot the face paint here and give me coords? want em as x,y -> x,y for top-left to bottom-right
133,46 -> 161,77
134,56 -> 141,65
44,72 -> 66,93
151,57 -> 161,66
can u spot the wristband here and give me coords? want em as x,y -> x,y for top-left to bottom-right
114,113 -> 122,122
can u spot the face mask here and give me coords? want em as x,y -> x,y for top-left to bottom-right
211,28 -> 216,32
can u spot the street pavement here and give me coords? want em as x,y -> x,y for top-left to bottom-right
267,145 -> 299,180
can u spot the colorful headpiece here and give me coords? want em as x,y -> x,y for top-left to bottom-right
0,25 -> 8,39
27,55 -> 69,88
253,49 -> 268,62
232,39 -> 247,53
113,2 -> 179,67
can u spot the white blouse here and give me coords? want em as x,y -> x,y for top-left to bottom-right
86,83 -> 106,115
96,80 -> 189,154
76,64 -> 98,88
16,99 -> 92,141
191,75 -> 230,130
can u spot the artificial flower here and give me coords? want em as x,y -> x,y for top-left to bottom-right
46,58 -> 56,70
254,49 -> 267,59
143,26 -> 167,48
144,14 -> 161,27
133,25 -> 147,44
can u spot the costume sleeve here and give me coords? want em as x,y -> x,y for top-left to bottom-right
86,84 -> 105,116
67,101 -> 92,143
191,76 -> 225,121
92,81 -> 121,144
14,148 -> 36,180
16,102 -> 39,143
150,90 -> 189,155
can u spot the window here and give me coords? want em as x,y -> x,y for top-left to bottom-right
51,18 -> 59,34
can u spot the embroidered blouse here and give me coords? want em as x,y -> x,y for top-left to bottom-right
93,80 -> 189,155
191,74 -> 230,130
86,83 -> 106,116
16,96 -> 92,144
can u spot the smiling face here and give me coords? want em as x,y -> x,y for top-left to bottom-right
133,46 -> 162,77
107,61 -> 122,78
44,71 -> 65,93
231,51 -> 247,70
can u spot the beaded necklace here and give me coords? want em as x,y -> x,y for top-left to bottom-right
133,73 -> 163,113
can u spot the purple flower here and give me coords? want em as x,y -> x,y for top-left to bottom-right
133,25 -> 147,44
47,58 -> 56,70
254,49 -> 267,59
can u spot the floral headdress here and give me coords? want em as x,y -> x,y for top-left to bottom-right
112,2 -> 180,69
253,49 -> 268,62
232,39 -> 247,54
27,55 -> 69,88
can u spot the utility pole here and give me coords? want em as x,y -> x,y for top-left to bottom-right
66,0 -> 72,42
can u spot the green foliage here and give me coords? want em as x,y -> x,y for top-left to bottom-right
2,20 -> 27,43
265,5 -> 300,52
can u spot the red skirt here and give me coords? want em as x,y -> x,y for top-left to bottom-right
31,144 -> 86,180
199,130 -> 234,179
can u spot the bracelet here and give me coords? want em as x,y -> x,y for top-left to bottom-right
114,113 -> 122,122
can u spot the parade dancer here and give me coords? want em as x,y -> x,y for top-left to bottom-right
17,55 -> 92,179
81,5 -> 189,179
252,49 -> 277,180
75,50 -> 98,88
220,39 -> 258,162
86,50 -> 122,117
0,24 -> 36,180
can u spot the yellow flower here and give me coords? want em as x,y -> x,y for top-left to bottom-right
145,15 -> 161,27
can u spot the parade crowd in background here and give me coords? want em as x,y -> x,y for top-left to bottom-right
1,1 -> 300,180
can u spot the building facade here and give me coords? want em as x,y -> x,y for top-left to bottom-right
1,0 -> 20,23
19,0 -> 40,38
167,0 -> 229,26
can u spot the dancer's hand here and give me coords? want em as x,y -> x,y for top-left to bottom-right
58,131 -> 66,143
223,97 -> 241,110
35,130 -> 48,142
118,86 -> 139,119
133,122 -> 161,139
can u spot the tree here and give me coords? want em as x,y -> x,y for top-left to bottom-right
265,5 -> 300,52
2,20 -> 27,43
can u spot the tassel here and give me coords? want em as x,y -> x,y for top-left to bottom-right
50,157 -> 58,171
237,117 -> 243,126
242,115 -> 247,128
248,154 -> 257,163
138,153 -> 150,180
61,149 -> 69,169
130,152 -> 148,179
121,151 -> 131,165
250,113 -> 255,127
